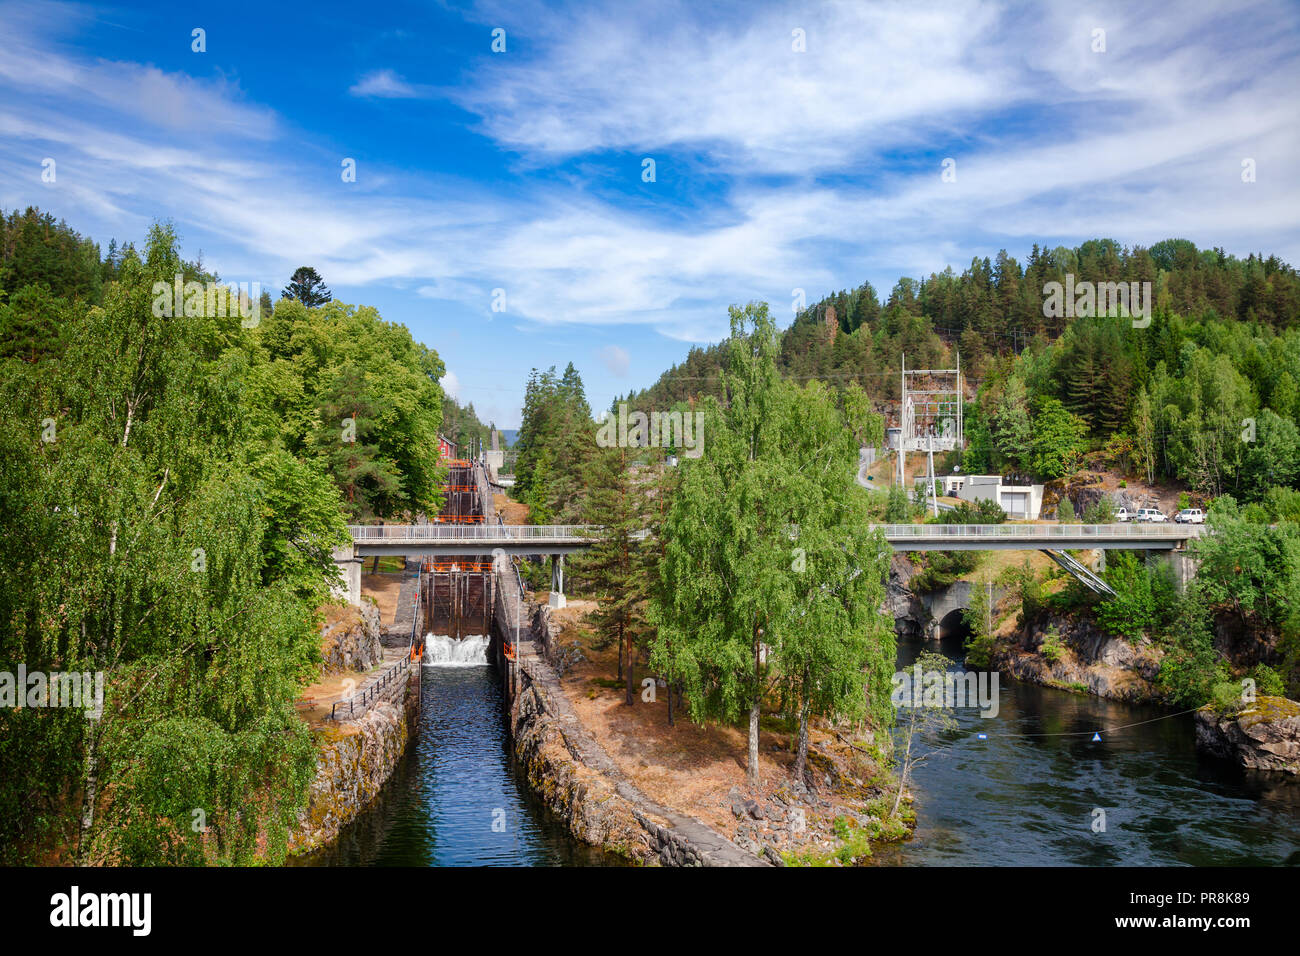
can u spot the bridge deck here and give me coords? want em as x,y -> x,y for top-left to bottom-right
349,522 -> 1199,555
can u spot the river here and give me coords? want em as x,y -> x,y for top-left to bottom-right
873,630 -> 1300,866
296,637 -> 617,867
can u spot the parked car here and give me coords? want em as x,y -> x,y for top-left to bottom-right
1114,507 -> 1133,522
1174,508 -> 1205,524
1135,508 -> 1168,523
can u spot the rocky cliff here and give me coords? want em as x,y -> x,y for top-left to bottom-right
886,554 -> 927,641
321,602 -> 384,674
992,612 -> 1166,703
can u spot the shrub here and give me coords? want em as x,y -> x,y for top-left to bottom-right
1251,664 -> 1286,698
1040,625 -> 1065,664
1057,497 -> 1075,522
1209,681 -> 1246,715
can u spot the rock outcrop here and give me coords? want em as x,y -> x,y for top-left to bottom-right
886,554 -> 927,641
992,612 -> 1166,702
1195,696 -> 1300,775
321,602 -> 384,674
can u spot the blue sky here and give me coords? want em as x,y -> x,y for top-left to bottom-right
2,0 -> 1298,427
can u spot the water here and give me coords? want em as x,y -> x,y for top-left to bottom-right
424,633 -> 491,666
873,631 -> 1300,866
297,640 -> 617,866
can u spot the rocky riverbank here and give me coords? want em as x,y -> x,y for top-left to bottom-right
1195,696 -> 1300,774
509,601 -> 911,866
509,639 -> 767,866
991,611 -> 1166,703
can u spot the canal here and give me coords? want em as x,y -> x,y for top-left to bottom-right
873,630 -> 1300,866
297,637 -> 617,867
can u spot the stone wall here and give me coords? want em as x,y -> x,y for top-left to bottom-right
288,665 -> 419,854
508,642 -> 766,866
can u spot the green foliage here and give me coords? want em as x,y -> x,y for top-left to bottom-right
1082,497 -> 1117,523
1209,681 -> 1247,716
649,303 -> 896,785
1057,497 -> 1075,522
1196,495 -> 1300,626
0,217 -> 445,864
1039,626 -> 1065,664
1029,396 -> 1089,480
1251,664 -> 1286,698
1095,551 -> 1177,642
513,363 -> 594,521
572,445 -> 662,704
961,576 -> 996,668
884,484 -> 912,522
1155,598 -> 1229,707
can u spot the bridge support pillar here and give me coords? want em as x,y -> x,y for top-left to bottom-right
548,553 -> 566,609
331,544 -> 362,607
1159,549 -> 1199,594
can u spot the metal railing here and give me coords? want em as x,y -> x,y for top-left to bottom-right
871,523 -> 1201,539
350,523 -> 593,541
329,652 -> 414,721
495,513 -> 528,599
329,567 -> 422,722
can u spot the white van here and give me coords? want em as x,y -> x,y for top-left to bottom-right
1135,508 -> 1168,523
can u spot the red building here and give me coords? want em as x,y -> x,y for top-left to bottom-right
437,434 -> 457,460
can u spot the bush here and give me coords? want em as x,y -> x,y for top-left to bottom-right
1209,681 -> 1246,715
1057,498 -> 1075,522
1082,498 -> 1116,523
1156,602 -> 1230,707
1095,551 -> 1177,642
1040,625 -> 1065,664
1251,664 -> 1287,698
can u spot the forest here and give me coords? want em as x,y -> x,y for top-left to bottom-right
0,207 -> 455,863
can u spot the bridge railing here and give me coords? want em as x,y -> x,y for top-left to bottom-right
871,523 -> 1201,539
349,523 -> 593,541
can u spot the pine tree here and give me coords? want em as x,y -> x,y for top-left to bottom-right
280,266 -> 332,307
576,444 -> 656,705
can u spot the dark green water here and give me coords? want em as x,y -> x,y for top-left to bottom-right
873,632 -> 1300,866
295,662 -> 618,867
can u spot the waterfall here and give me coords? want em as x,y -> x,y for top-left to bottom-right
423,634 -> 490,666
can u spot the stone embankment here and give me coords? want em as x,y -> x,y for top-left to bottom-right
508,620 -> 765,867
289,653 -> 420,854
1195,696 -> 1300,774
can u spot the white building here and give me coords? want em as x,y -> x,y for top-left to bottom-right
956,475 -> 1044,520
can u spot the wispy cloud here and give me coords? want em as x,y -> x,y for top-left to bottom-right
2,0 -> 1298,362
349,69 -> 430,99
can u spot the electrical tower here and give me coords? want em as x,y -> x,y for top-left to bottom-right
897,354 -> 963,516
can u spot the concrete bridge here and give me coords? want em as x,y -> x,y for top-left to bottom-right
333,521 -> 1200,606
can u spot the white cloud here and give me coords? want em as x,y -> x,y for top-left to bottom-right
440,370 -> 460,400
349,69 -> 428,99
597,344 -> 630,377
1,0 -> 1298,358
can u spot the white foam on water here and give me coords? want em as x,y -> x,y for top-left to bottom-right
423,633 -> 490,667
